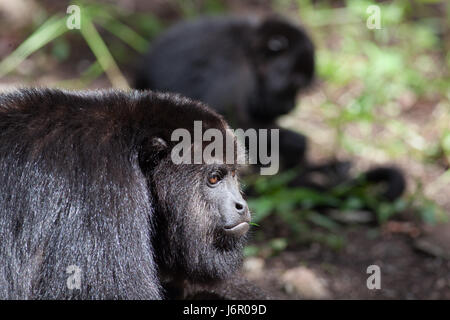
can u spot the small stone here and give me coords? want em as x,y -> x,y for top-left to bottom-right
243,257 -> 265,280
281,267 -> 330,299
413,224 -> 450,260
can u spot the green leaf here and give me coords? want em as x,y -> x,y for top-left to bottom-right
92,10 -> 149,53
0,15 -> 68,77
307,212 -> 340,231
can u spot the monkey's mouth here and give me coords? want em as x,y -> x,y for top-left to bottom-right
223,222 -> 249,237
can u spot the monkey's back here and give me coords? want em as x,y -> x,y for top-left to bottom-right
0,89 -> 159,299
135,16 -> 258,116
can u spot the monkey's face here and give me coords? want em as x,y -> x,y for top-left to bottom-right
249,18 -> 315,121
203,164 -> 251,238
151,157 -> 249,282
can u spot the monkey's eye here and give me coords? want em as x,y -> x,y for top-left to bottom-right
267,35 -> 289,52
207,172 -> 222,186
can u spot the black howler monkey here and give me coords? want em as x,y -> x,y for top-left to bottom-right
0,88 -> 251,299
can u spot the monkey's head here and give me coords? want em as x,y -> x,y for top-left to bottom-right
248,16 -> 315,122
144,102 -> 250,283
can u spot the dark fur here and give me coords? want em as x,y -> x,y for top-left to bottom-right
0,88 -> 246,299
183,274 -> 271,300
135,15 -> 405,200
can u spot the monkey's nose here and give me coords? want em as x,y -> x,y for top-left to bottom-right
235,201 -> 247,214
223,202 -> 250,237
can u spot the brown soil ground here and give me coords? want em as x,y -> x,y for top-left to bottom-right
246,223 -> 450,299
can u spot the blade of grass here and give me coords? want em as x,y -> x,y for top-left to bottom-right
93,12 -> 149,53
0,15 -> 67,78
80,11 -> 129,89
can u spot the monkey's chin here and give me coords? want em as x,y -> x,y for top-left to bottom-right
193,245 -> 244,282
214,227 -> 248,250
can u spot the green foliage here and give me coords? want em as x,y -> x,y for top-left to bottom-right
408,181 -> 448,225
0,15 -> 68,78
244,163 -> 445,252
79,6 -> 129,88
0,0 -> 221,87
0,2 -> 136,87
307,1 -> 448,161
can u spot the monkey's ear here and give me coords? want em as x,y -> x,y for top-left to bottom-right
150,137 -> 169,153
138,136 -> 170,173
